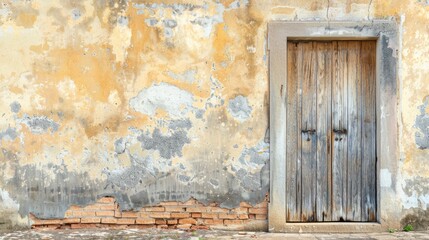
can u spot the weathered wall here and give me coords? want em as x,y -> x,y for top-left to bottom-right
0,0 -> 428,230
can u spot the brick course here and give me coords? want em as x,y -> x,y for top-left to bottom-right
31,195 -> 269,230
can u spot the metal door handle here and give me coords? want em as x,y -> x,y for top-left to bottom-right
333,129 -> 347,134
301,129 -> 316,134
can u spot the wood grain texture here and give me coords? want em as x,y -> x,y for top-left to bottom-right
285,40 -> 376,223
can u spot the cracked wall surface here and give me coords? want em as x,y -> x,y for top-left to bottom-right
0,0 -> 428,230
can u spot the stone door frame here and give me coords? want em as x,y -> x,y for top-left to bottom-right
267,21 -> 399,232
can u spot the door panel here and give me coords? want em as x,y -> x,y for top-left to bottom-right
286,40 -> 376,222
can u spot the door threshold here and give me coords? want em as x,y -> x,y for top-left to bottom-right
271,222 -> 383,233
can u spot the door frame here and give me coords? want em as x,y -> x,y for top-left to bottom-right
268,21 -> 399,232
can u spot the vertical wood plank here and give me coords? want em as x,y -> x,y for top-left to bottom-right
331,41 -> 348,221
315,42 -> 332,222
300,42 -> 317,222
286,42 -> 300,221
346,41 -> 362,221
361,41 -> 377,222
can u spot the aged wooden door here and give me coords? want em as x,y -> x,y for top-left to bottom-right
286,41 -> 377,222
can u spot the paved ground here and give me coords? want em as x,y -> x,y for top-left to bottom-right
0,229 -> 428,240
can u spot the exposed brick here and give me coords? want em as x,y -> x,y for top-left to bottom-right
114,211 -> 122,218
68,205 -> 82,210
64,210 -> 74,218
249,214 -> 256,219
157,224 -> 168,229
96,211 -> 114,217
167,219 -> 178,224
255,214 -> 268,220
179,218 -> 197,224
101,218 -> 117,224
145,207 -> 165,212
80,218 -> 101,224
239,202 -> 253,208
155,219 -> 166,225
71,224 -> 97,229
191,225 -> 210,230
149,212 -> 171,219
63,218 -> 80,224
97,197 -> 115,203
121,211 -> 138,218
99,205 -> 115,210
32,219 -> 63,225
224,219 -> 244,225
171,213 -> 190,218
219,213 -> 238,219
83,205 -> 101,210
179,199 -> 197,205
249,208 -> 267,214
131,224 -> 156,229
204,219 -> 224,225
201,213 -> 218,219
238,214 -> 249,220
191,213 -> 202,218
164,206 -> 185,212
136,218 -> 155,225
210,207 -> 229,213
117,218 -> 136,225
159,202 -> 179,206
231,207 -> 248,214
186,207 -> 210,213
73,211 -> 96,217
177,224 -> 192,229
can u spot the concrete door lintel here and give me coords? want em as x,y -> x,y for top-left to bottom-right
267,20 -> 399,233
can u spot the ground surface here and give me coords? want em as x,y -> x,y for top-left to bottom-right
0,229 -> 429,239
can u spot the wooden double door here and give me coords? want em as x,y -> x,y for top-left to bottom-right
286,41 -> 377,222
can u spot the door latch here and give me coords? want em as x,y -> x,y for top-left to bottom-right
301,122 -> 316,141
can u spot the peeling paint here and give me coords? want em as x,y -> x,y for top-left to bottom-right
415,96 -> 429,149
228,95 -> 252,122
20,116 -> 59,135
129,83 -> 194,119
0,128 -> 18,141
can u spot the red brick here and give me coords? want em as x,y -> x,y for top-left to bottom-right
167,219 -> 178,224
171,213 -> 190,218
149,212 -> 171,219
157,224 -> 168,229
201,213 -> 218,219
224,219 -> 244,225
83,205 -> 101,210
97,197 -> 115,203
219,213 -> 238,219
191,225 -> 210,230
204,219 -> 224,225
63,218 -> 80,224
99,205 -> 115,210
71,224 -> 97,229
164,206 -> 185,212
64,210 -> 74,218
249,214 -> 256,219
136,218 -> 155,225
255,214 -> 267,220
191,213 -> 202,218
101,218 -> 117,224
121,211 -> 139,218
68,205 -> 82,210
177,224 -> 192,229
179,218 -> 197,224
210,207 -> 230,213
231,207 -> 248,214
179,199 -> 197,205
32,219 -> 63,225
80,218 -> 101,224
249,208 -> 267,214
131,224 -> 156,229
114,211 -> 122,217
117,218 -> 135,224
155,219 -> 166,224
96,211 -> 114,217
73,211 -> 96,217
159,202 -> 179,206
239,202 -> 253,208
186,207 -> 210,213
238,214 -> 249,220
145,207 -> 165,212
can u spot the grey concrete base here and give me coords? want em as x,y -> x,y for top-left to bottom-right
269,222 -> 383,233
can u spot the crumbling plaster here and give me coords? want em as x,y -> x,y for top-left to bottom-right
0,0 -> 427,231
